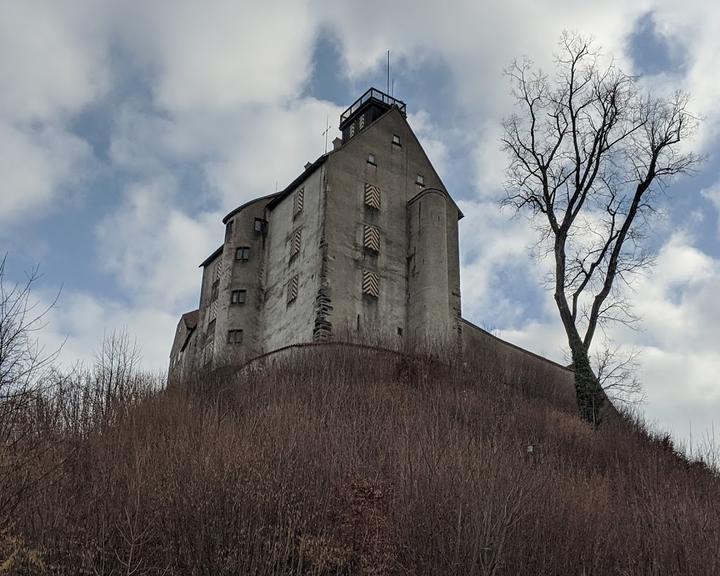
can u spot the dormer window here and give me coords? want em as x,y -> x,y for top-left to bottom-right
367,153 -> 376,166
416,174 -> 425,186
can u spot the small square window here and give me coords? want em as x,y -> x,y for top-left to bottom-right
416,174 -> 425,186
367,153 -> 376,166
231,289 -> 247,305
235,246 -> 250,261
227,329 -> 243,344
254,218 -> 266,233
392,134 -> 401,146
287,275 -> 299,304
211,279 -> 219,302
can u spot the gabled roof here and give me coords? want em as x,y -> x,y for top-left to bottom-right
266,154 -> 329,211
199,245 -> 223,268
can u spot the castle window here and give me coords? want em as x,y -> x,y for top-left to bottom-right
294,187 -> 304,217
392,134 -> 401,146
287,275 -> 299,304
211,279 -> 219,302
362,270 -> 379,298
235,246 -> 250,261
359,114 -> 365,130
290,228 -> 302,260
225,220 -> 234,240
350,124 -> 355,138
364,183 -> 381,210
367,153 -> 376,166
416,174 -> 425,186
231,289 -> 247,305
254,218 -> 267,233
363,225 -> 380,253
227,329 -> 243,344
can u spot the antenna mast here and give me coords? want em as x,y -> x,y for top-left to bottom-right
386,50 -> 390,94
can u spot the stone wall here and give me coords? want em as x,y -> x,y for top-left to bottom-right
461,318 -> 575,401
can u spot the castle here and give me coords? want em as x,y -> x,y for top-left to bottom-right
169,88 -> 573,386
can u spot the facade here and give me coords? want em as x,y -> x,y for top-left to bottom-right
168,88 -> 574,389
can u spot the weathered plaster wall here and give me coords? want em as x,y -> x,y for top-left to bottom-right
322,108 -> 462,344
261,168 -> 325,351
213,196 -> 276,364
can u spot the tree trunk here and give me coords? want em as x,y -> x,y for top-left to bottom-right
568,336 -> 609,426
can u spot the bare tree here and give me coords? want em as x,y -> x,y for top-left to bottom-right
0,256 -> 61,529
502,33 -> 698,425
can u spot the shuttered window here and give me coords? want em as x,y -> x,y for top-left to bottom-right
294,187 -> 304,216
362,270 -> 379,298
290,229 -> 302,260
363,225 -> 380,253
364,183 -> 381,210
287,275 -> 299,304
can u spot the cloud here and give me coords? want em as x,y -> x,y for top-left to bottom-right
114,0 -> 317,113
0,0 -> 108,124
95,176 -> 221,308
0,124 -> 92,225
41,289 -> 178,372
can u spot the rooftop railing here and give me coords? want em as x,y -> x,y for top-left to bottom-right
339,88 -> 407,125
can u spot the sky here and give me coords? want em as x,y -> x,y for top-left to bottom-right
1,0 -> 719,452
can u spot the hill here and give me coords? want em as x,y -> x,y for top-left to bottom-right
2,343 -> 719,575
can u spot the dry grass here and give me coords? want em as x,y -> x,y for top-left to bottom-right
1,343 -> 718,575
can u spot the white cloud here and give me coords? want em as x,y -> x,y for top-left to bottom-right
0,123 -> 92,224
0,0 -> 108,124
114,0 -> 316,113
95,176 -> 221,308
41,289 -> 178,373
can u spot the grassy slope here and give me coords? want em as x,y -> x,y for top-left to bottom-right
3,345 -> 719,575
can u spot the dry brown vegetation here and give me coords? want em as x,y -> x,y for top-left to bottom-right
1,342 -> 719,575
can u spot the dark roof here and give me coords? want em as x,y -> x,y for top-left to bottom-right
198,245 -> 223,268
181,309 -> 199,330
266,154 -> 329,211
222,192 -> 279,225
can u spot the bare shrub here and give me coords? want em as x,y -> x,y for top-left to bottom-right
2,339 -> 719,574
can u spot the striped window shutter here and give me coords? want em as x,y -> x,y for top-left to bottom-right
287,275 -> 299,303
362,270 -> 379,298
363,225 -> 380,253
364,183 -> 381,210
294,187 -> 304,216
290,229 -> 302,259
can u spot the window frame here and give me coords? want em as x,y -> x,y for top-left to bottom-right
227,329 -> 243,344
230,289 -> 247,305
235,246 -> 250,261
